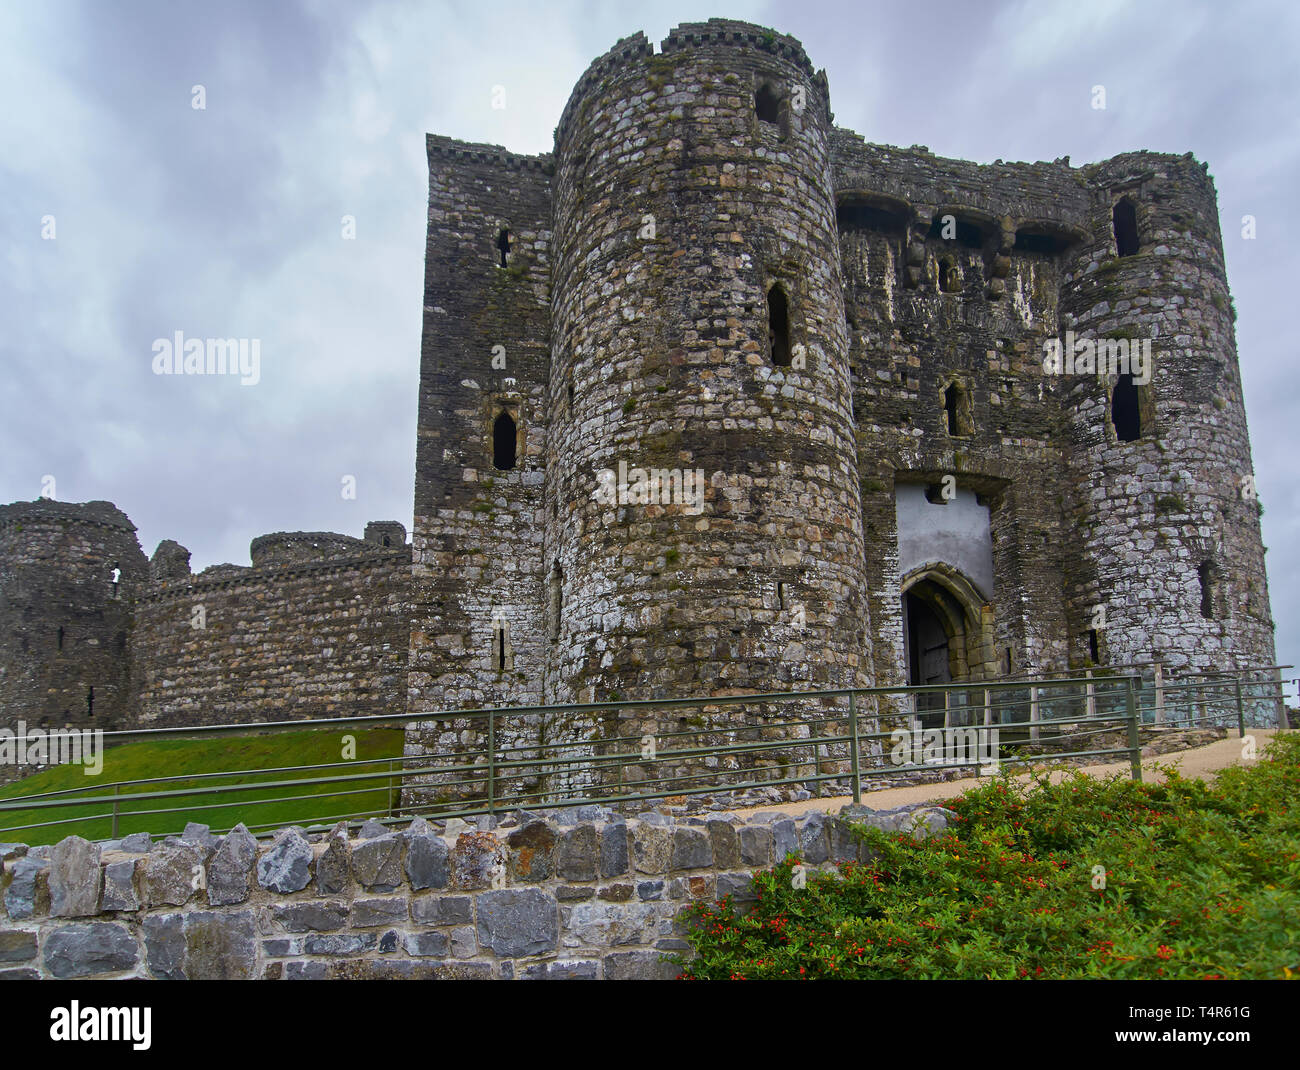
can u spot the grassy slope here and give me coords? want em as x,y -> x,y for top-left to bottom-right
0,728 -> 404,844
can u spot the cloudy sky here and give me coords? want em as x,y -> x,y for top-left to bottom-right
1,0 -> 1296,683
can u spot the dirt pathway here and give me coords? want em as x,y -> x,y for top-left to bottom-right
727,728 -> 1283,819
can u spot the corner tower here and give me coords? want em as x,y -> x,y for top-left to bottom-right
543,20 -> 871,709
1058,152 -> 1276,673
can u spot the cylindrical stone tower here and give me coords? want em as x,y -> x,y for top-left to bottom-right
1059,152 -> 1276,678
0,500 -> 148,745
543,22 -> 871,721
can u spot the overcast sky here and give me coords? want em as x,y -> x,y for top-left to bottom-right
1,0 -> 1296,685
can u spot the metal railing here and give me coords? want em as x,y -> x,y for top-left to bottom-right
0,666 -> 1288,843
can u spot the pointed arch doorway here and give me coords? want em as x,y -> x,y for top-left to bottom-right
901,563 -> 994,724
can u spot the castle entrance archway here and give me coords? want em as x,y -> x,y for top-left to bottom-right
901,564 -> 993,724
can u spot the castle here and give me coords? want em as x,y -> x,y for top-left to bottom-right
0,21 -> 1278,770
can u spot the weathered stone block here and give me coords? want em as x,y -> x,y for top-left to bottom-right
206,824 -> 258,906
404,826 -> 449,890
4,857 -> 48,919
772,819 -> 798,862
353,897 -> 407,927
798,812 -> 830,864
49,836 -> 101,917
521,959 -> 599,980
506,819 -> 556,882
315,823 -> 351,895
450,831 -> 502,891
600,822 -> 629,877
272,900 -> 349,932
144,841 -> 205,907
403,931 -> 449,957
631,823 -> 672,874
671,827 -> 712,871
410,894 -> 472,927
717,872 -> 757,903
556,823 -> 599,882
188,911 -> 257,979
476,888 -> 558,957
707,818 -> 740,869
604,949 -> 679,981
101,859 -> 140,912
351,831 -> 404,891
0,929 -> 37,962
739,824 -> 772,867
256,829 -> 313,894
303,933 -> 377,956
44,922 -> 138,978
449,925 -> 476,958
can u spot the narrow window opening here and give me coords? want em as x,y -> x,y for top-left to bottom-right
491,616 -> 511,671
1198,561 -> 1217,620
493,411 -> 517,470
777,581 -> 785,611
755,83 -> 780,125
548,565 -> 562,642
943,381 -> 971,436
382,535 -> 390,547
1003,646 -> 1013,675
1088,628 -> 1100,663
938,257 -> 961,293
1111,373 -> 1141,441
57,626 -> 64,651
1113,199 -> 1139,257
767,283 -> 791,366
496,228 -> 511,268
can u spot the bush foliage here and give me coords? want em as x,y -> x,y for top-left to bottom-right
675,732 -> 1300,979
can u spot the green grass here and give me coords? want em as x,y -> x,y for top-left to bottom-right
0,728 -> 404,845
676,732 -> 1300,979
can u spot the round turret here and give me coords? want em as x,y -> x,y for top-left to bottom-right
1057,152 -> 1273,674
0,499 -> 148,732
543,21 -> 870,707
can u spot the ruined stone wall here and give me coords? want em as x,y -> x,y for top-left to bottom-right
131,547 -> 410,727
0,805 -> 921,980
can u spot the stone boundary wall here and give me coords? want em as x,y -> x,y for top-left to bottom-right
0,803 -> 953,980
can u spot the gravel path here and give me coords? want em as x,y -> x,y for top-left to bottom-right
727,728 -> 1285,819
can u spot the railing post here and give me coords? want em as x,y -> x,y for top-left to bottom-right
487,708 -> 496,815
1125,676 -> 1142,783
983,688 -> 992,728
1235,678 -> 1246,739
112,784 -> 119,839
1153,662 -> 1165,725
849,691 -> 862,805
1029,685 -> 1040,742
388,759 -> 396,816
943,688 -> 951,730
1085,668 -> 1096,719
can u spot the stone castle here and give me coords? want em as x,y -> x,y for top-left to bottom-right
0,21 -> 1277,761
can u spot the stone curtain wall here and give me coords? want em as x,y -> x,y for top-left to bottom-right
0,805 -> 950,980
131,548 -> 411,727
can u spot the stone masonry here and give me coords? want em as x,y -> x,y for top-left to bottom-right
0,804 -> 957,980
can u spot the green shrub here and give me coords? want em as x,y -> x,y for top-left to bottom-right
674,733 -> 1300,979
